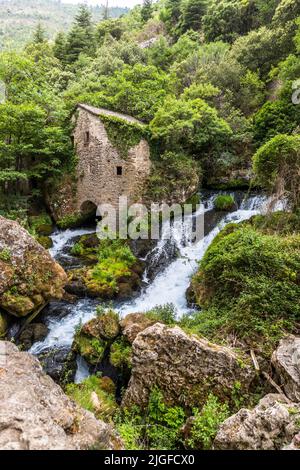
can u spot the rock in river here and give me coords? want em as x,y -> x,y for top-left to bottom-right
0,216 -> 67,318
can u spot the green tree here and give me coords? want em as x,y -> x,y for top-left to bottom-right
53,32 -> 68,65
162,0 -> 182,36
33,23 -> 46,44
180,0 -> 207,33
65,4 -> 96,64
272,0 -> 300,26
253,100 -> 300,143
150,96 -> 232,153
0,102 -> 72,195
230,24 -> 296,75
253,134 -> 300,209
141,0 -> 153,23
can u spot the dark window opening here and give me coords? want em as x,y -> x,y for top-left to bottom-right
71,135 -> 74,146
117,166 -> 123,176
84,131 -> 90,145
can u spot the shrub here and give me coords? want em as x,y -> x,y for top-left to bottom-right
214,194 -> 235,211
145,304 -> 177,325
66,374 -> 117,422
188,394 -> 230,449
189,223 -> 300,353
253,134 -> 300,209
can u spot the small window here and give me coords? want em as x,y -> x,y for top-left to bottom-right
71,135 -> 75,146
117,166 -> 123,176
84,131 -> 90,145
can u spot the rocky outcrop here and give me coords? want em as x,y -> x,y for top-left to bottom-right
272,335 -> 300,402
0,216 -> 67,318
122,323 -> 255,409
0,341 -> 123,450
120,313 -> 156,344
214,394 -> 300,450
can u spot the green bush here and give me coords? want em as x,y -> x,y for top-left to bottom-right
66,374 -> 117,422
145,304 -> 177,325
189,223 -> 300,353
214,194 -> 235,211
188,394 -> 230,449
253,134 -> 300,209
117,388 -> 186,450
110,336 -> 132,371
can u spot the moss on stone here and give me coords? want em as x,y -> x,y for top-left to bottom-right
36,236 -> 53,249
100,113 -> 147,159
214,194 -> 235,211
110,336 -> 132,371
66,374 -> 118,422
73,332 -> 109,365
57,212 -> 90,230
1,293 -> 35,317
29,214 -> 53,236
0,312 -> 8,337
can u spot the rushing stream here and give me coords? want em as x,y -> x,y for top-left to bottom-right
30,191 -> 271,358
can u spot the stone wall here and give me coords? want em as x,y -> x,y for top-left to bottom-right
73,105 -> 151,213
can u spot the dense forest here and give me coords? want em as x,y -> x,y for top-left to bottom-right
1,0 -> 300,221
0,0 -> 300,453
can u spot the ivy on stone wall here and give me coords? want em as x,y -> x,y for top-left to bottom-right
99,113 -> 148,159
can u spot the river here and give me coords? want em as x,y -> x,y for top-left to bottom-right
30,191 -> 271,360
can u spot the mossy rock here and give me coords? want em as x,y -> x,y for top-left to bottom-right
109,336 -> 132,371
66,374 -> 118,422
214,195 -> 235,211
1,293 -> 36,317
71,233 -> 100,261
0,312 -> 8,337
82,310 -> 120,341
37,236 -> 53,249
29,214 -> 53,236
73,332 -> 109,365
57,212 -> 91,230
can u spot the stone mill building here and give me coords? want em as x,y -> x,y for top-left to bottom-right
71,103 -> 151,216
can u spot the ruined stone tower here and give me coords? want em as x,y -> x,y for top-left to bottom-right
73,104 -> 151,215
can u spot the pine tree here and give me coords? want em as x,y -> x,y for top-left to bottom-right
164,0 -> 183,36
33,23 -> 46,44
75,4 -> 93,28
53,32 -> 67,64
181,0 -> 207,33
141,0 -> 153,23
65,4 -> 96,64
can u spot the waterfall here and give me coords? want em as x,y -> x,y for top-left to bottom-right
30,192 -> 269,354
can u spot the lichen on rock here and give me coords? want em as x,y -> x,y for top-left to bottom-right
0,216 -> 67,318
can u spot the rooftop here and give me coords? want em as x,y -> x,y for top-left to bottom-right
77,103 -> 145,126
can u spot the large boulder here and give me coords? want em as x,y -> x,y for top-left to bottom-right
0,341 -> 123,450
0,216 -> 67,318
272,335 -> 300,402
214,394 -> 300,450
122,323 -> 255,409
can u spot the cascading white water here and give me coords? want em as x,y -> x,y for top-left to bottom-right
31,192 -> 270,355
50,227 -> 95,258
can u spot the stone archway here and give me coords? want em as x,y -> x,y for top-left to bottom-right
80,200 -> 98,222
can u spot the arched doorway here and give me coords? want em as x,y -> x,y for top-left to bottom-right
80,200 -> 98,224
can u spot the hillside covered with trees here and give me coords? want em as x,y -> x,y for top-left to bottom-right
0,0 -> 128,49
